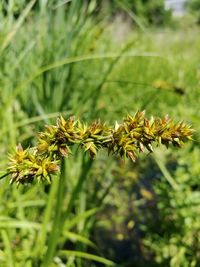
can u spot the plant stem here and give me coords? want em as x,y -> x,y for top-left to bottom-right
42,159 -> 67,267
33,175 -> 58,261
65,157 -> 93,216
41,156 -> 93,266
0,172 -> 9,180
153,152 -> 179,190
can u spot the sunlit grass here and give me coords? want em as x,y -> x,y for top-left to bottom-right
0,0 -> 199,266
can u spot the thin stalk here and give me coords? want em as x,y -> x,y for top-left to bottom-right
153,153 -> 179,190
0,172 -> 9,180
0,0 -> 36,53
11,52 -> 161,102
42,159 -> 67,267
41,156 -> 93,267
33,176 -> 59,260
1,230 -> 15,267
64,157 -> 93,266
89,41 -> 139,118
65,156 -> 93,216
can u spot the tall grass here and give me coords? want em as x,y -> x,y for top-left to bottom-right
0,0 -> 200,266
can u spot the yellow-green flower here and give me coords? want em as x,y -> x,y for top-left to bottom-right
6,112 -> 193,184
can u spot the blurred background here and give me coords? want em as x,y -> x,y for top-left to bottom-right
0,0 -> 200,266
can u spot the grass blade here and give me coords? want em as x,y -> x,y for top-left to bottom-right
1,230 -> 15,267
59,250 -> 115,266
64,208 -> 98,231
0,220 -> 41,230
63,231 -> 97,249
1,0 -> 36,52
42,159 -> 67,267
12,52 -> 161,101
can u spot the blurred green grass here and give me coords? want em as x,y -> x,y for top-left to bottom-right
0,0 -> 200,266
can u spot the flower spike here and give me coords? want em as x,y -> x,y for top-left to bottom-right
7,112 -> 193,185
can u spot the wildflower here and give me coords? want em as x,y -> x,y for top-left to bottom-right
9,144 -> 59,185
6,112 -> 193,185
37,116 -> 79,158
80,120 -> 111,158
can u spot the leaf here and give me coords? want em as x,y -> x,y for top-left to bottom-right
1,0 -> 37,52
59,250 -> 115,266
0,220 -> 41,230
64,208 -> 98,230
63,231 -> 97,249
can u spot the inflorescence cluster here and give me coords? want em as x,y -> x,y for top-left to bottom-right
8,111 -> 193,185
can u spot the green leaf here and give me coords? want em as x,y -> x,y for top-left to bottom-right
59,250 -> 115,266
65,208 -> 98,230
63,231 -> 97,249
0,220 -> 41,230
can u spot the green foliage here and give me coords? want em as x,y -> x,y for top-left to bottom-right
185,0 -> 200,24
143,146 -> 200,266
95,0 -> 172,26
0,1 -> 199,267
125,0 -> 172,25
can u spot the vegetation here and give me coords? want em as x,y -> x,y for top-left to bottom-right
6,112 -> 193,185
186,0 -> 200,24
0,0 -> 199,267
87,0 -> 172,26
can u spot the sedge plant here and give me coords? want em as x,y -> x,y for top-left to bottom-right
0,111 -> 193,266
3,111 -> 193,185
